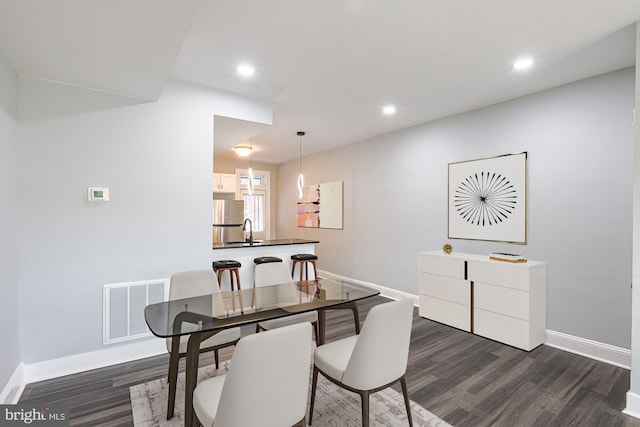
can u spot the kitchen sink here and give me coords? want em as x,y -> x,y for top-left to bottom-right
226,240 -> 262,245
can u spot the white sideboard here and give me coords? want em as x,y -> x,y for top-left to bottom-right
418,251 -> 547,351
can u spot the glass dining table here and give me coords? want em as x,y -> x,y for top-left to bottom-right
144,277 -> 380,426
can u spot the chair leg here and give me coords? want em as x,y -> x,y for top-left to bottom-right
309,366 -> 319,425
400,376 -> 413,427
214,348 -> 219,369
360,390 -> 370,427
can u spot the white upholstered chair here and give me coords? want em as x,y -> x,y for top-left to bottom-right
309,298 -> 415,427
253,262 -> 319,340
193,322 -> 313,427
166,270 -> 241,420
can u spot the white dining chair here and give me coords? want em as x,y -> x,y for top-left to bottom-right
166,270 -> 241,420
253,262 -> 319,340
193,322 -> 313,427
309,298 -> 415,427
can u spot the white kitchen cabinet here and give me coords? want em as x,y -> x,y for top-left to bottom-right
213,173 -> 236,193
419,251 -> 546,351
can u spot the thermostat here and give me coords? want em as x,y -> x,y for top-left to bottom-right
88,187 -> 109,201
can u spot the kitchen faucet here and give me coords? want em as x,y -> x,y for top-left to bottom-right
243,218 -> 253,245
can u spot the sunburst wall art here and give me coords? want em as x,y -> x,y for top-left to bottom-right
448,152 -> 527,244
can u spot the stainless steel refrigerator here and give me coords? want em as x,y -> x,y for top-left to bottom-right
212,199 -> 245,243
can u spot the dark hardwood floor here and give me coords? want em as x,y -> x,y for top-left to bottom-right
19,296 -> 640,426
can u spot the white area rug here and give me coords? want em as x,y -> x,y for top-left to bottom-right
130,362 -> 451,426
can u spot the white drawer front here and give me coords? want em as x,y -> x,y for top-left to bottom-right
420,295 -> 471,332
474,309 -> 532,350
467,260 -> 530,290
474,282 -> 530,320
420,253 -> 465,279
420,272 -> 470,305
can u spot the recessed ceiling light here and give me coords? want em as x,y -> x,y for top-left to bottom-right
236,64 -> 255,77
512,57 -> 534,71
383,105 -> 396,115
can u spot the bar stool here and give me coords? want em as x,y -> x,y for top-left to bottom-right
253,256 -> 283,265
212,260 -> 242,312
291,253 -> 318,281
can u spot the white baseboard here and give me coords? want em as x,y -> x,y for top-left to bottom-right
625,391 -> 640,419
317,269 -> 419,305
0,363 -> 25,404
24,338 -> 166,385
544,330 -> 630,369
1,339 -> 165,403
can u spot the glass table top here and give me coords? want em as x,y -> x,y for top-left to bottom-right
144,278 -> 379,338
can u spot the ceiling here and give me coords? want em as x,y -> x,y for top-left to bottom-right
0,1 -> 638,164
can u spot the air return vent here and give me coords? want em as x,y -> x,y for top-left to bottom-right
103,279 -> 168,345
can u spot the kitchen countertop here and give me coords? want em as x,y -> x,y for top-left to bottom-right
213,238 -> 319,250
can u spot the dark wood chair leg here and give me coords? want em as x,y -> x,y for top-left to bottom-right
309,366 -> 319,425
214,348 -> 219,369
400,376 -> 413,427
360,390 -> 370,427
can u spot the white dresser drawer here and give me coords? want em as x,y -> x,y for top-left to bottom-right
467,260 -> 533,290
419,295 -> 471,332
474,309 -> 533,350
474,282 -> 530,321
419,253 -> 466,279
420,272 -> 470,305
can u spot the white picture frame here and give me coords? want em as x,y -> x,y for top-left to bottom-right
448,152 -> 527,244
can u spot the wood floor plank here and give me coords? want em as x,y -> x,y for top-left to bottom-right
18,296 -> 640,426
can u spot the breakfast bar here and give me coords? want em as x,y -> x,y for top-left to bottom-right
212,238 -> 319,291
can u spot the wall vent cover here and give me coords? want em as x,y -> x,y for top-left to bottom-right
103,278 -> 168,345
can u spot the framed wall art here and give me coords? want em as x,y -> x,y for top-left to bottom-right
297,181 -> 343,229
448,152 -> 527,244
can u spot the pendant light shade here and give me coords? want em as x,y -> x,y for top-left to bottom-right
297,131 -> 305,199
248,138 -> 254,196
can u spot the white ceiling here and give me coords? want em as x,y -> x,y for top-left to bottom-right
0,0 -> 638,164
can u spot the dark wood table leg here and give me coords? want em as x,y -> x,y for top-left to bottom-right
184,332 -> 203,427
318,308 -> 326,345
184,330 -> 218,427
166,336 -> 181,419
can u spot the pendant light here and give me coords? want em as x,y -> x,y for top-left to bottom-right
297,131 -> 305,199
248,138 -> 254,196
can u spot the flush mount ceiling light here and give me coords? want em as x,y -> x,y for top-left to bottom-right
234,145 -> 252,157
236,64 -> 255,77
382,105 -> 396,115
512,57 -> 534,71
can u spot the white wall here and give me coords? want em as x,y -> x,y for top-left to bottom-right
279,68 -> 634,349
0,50 -> 20,391
18,77 -> 271,363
